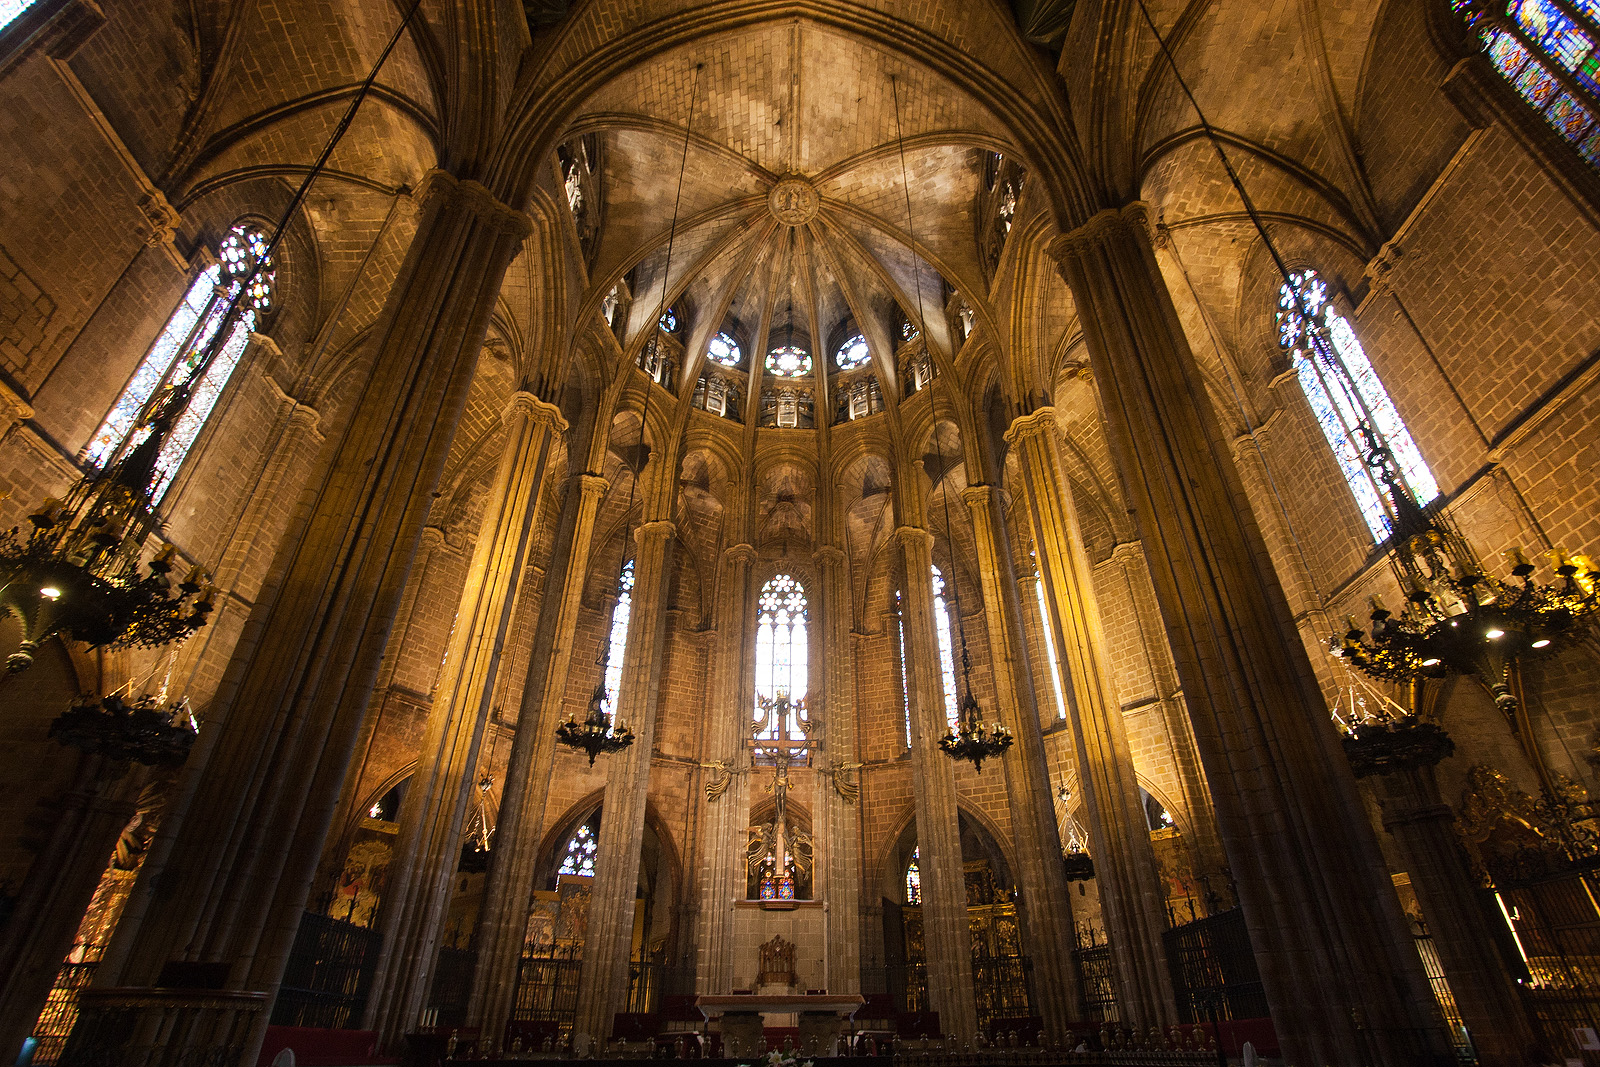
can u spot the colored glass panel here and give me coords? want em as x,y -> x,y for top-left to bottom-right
602,560 -> 635,718
0,0 -> 38,31
1469,11 -> 1600,166
558,821 -> 598,877
906,847 -> 922,905
659,308 -> 677,332
931,566 -> 959,730
766,345 -> 811,378
707,332 -> 742,367
835,334 -> 871,370
1278,269 -> 1437,542
755,575 -> 808,747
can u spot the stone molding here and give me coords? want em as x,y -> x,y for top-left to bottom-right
418,526 -> 448,552
0,0 -> 104,80
1049,202 -> 1150,263
810,544 -> 846,568
722,542 -> 757,565
504,390 -> 566,434
892,525 -> 933,551
415,169 -> 534,241
633,519 -> 676,544
1003,406 -> 1056,445
960,483 -> 998,510
576,473 -> 610,500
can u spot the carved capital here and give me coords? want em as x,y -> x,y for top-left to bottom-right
1003,407 -> 1057,445
419,526 -> 448,552
505,390 -> 567,434
1050,202 -> 1151,265
576,473 -> 611,500
893,525 -> 934,551
810,544 -> 846,569
633,519 -> 676,545
416,169 -> 533,241
960,483 -> 997,510
723,542 -> 758,566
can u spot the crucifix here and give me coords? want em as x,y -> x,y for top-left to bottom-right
747,689 -> 814,900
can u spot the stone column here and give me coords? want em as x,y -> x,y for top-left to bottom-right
694,543 -> 756,994
469,471 -> 608,1044
1004,412 -> 1176,1026
894,525 -> 976,1046
812,544 -> 861,994
573,518 -> 676,1045
1049,204 -> 1448,1065
960,483 -> 1082,1034
365,391 -> 566,1040
1362,751 -> 1541,1066
78,171 -> 531,1066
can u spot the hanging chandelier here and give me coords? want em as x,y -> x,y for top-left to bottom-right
48,690 -> 198,767
556,673 -> 636,767
939,646 -> 1014,772
1332,428 -> 1600,714
0,386 -> 216,673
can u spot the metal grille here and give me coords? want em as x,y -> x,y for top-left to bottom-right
511,949 -> 583,1037
269,911 -> 381,1030
425,945 -> 477,1029
972,952 -> 1033,1029
1411,919 -> 1475,1060
1498,865 -> 1600,1061
1162,908 -> 1268,1023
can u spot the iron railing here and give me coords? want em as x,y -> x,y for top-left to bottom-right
270,911 -> 381,1030
1162,907 -> 1268,1024
1070,926 -> 1118,1023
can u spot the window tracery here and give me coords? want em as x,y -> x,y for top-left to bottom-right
835,333 -> 870,370
87,222 -> 274,503
1453,0 -> 1600,168
558,819 -> 599,877
754,574 -> 808,753
765,344 -> 811,378
707,331 -> 742,367
1277,269 -> 1438,541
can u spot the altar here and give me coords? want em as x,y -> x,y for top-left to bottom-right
696,993 -> 865,1057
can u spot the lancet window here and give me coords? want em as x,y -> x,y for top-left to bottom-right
897,590 -> 912,748
1033,577 -> 1068,721
754,574 -> 808,755
906,847 -> 922,905
1277,269 -> 1438,541
931,565 -> 959,730
87,222 -> 275,503
1452,0 -> 1600,168
602,560 -> 635,718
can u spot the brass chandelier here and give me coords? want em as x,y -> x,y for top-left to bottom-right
556,656 -> 637,767
1332,428 -> 1600,714
0,387 -> 216,673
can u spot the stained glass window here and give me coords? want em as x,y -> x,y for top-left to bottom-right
897,590 -> 911,747
906,847 -> 922,904
754,574 -> 808,751
1034,578 -> 1068,721
602,560 -> 635,718
87,223 -> 275,503
900,319 -> 920,342
707,332 -> 742,367
557,819 -> 599,877
1277,269 -> 1438,541
765,345 -> 811,378
931,566 -> 959,730
0,0 -> 39,32
1452,0 -> 1600,168
659,308 -> 678,332
835,334 -> 871,370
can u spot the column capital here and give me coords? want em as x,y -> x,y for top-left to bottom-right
633,519 -> 676,545
893,525 -> 934,551
1048,202 -> 1153,264
811,544 -> 846,568
723,542 -> 758,565
576,473 -> 610,500
1003,407 -> 1057,445
504,390 -> 567,434
1364,239 -> 1403,297
416,169 -> 534,241
960,483 -> 999,510
419,526 -> 448,552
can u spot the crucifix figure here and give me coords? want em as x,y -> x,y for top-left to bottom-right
747,689 -> 814,900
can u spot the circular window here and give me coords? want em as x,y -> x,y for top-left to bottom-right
765,345 -> 812,378
707,332 -> 742,367
835,334 -> 870,370
218,225 -> 275,311
659,308 -> 678,332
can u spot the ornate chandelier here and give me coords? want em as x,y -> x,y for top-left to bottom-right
0,387 -> 216,672
940,646 -> 1014,772
556,670 -> 636,767
48,691 -> 198,767
1333,427 -> 1599,714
